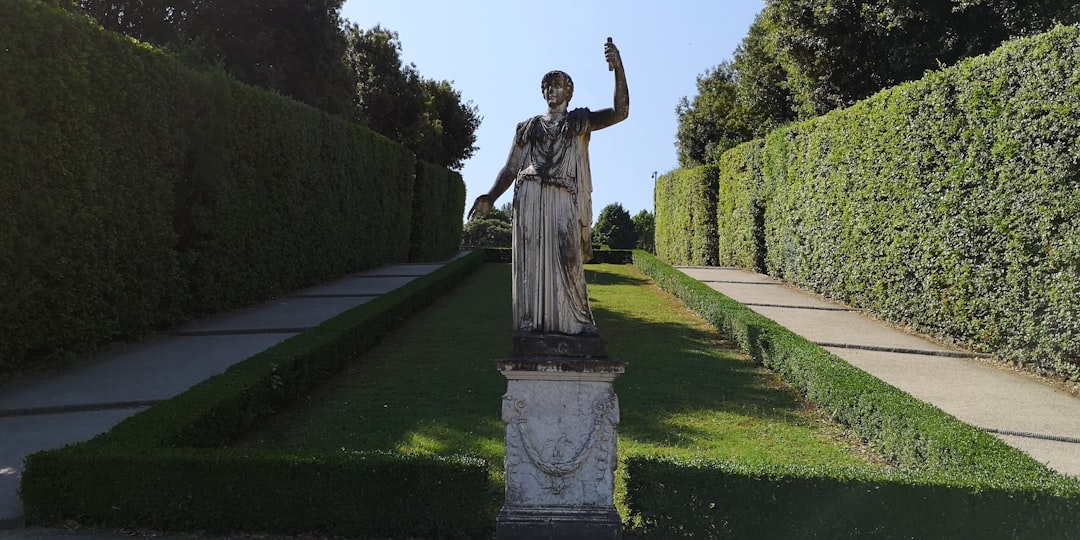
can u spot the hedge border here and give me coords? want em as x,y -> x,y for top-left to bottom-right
20,251 -> 498,539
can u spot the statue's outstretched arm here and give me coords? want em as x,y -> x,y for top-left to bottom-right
468,140 -> 523,220
590,38 -> 629,131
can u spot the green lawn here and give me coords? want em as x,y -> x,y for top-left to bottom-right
238,262 -> 883,485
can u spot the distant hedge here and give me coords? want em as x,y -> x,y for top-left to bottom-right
654,165 -> 719,266
657,24 -> 1080,380
0,0 -> 464,374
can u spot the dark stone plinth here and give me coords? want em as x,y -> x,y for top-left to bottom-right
512,332 -> 609,358
496,357 -> 626,377
496,506 -> 622,540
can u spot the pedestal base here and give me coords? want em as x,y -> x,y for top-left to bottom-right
496,343 -> 625,540
496,506 -> 622,540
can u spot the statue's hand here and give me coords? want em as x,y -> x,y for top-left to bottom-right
468,194 -> 493,220
604,38 -> 622,71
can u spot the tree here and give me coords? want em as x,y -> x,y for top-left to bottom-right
73,0 -> 355,116
675,62 -> 752,168
417,79 -> 482,170
462,203 -> 511,248
345,25 -> 481,169
732,6 -> 797,137
593,203 -> 636,250
632,210 -> 655,254
766,0 -> 1080,118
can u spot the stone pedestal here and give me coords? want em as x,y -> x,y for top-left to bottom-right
495,334 -> 625,540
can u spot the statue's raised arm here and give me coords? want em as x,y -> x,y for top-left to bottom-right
467,37 -> 630,339
589,38 -> 629,132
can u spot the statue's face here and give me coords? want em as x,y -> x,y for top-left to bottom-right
543,78 -> 572,107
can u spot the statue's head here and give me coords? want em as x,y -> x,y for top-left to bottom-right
541,70 -> 574,103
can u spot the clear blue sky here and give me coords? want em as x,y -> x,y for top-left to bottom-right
340,1 -> 765,221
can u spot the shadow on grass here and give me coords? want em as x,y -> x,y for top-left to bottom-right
238,264 -> 860,470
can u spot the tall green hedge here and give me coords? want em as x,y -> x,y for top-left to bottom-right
409,161 -> 466,262
0,0 -> 465,374
1,2 -> 189,368
762,24 -> 1080,380
653,165 -> 719,266
716,139 -> 766,271
660,24 -> 1080,380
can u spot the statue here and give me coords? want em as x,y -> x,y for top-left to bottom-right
469,38 -> 629,338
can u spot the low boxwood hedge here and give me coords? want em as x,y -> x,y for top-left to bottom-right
626,457 -> 1080,539
20,251 -> 497,539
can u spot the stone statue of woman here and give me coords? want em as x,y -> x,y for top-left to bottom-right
469,39 -> 628,338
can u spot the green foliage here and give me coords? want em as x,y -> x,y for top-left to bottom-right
409,161 -> 466,262
0,1 -> 461,375
593,202 -> 636,250
716,139 -> 766,271
462,203 -> 512,249
626,457 -> 1080,539
1,1 -> 187,369
732,6 -> 797,138
177,77 -> 416,314
766,0 -> 1079,119
760,24 -> 1080,380
654,166 -> 719,266
72,0 -> 355,116
345,24 -> 481,169
631,209 -> 655,254
20,253 -> 494,539
675,62 -> 752,168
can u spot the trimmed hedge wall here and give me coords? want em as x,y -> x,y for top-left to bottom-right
409,161 -> 466,262
21,252 -> 496,539
654,166 -> 719,266
626,458 -> 1080,539
760,25 -> 1080,380
629,250 -> 1080,537
1,1 -> 189,369
716,139 -> 766,271
658,24 -> 1080,380
0,0 -> 465,375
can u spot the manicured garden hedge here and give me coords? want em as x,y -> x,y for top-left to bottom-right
629,251 -> 1080,537
21,252 -> 496,539
409,161 -> 467,262
626,458 -> 1080,539
654,166 -> 719,266
658,24 -> 1080,381
760,25 -> 1080,381
716,139 -> 766,271
0,0 -> 465,376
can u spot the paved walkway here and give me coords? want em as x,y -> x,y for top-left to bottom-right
677,266 -> 1080,479
0,256 -> 466,536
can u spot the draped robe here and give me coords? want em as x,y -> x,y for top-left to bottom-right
511,108 -> 596,335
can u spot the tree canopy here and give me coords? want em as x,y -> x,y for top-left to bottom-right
71,0 -> 355,116
593,203 -> 637,250
632,209 -> 656,254
65,1 -> 481,170
676,0 -> 1080,157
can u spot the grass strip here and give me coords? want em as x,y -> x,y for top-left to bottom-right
240,262 -> 885,520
